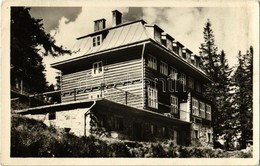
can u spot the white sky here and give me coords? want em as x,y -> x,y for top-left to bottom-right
37,5 -> 257,85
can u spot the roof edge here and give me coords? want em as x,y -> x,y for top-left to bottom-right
51,39 -> 151,69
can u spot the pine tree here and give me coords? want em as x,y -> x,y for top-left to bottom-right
11,7 -> 70,94
199,19 -> 219,81
216,50 -> 234,150
232,47 -> 253,149
199,20 -> 233,149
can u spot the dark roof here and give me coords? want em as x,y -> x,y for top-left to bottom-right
77,19 -> 147,39
69,20 -> 151,57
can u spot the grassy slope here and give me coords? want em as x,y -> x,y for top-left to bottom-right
11,115 -> 252,158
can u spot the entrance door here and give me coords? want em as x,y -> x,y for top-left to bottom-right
133,122 -> 142,141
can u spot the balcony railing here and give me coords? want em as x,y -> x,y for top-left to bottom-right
11,86 -> 192,123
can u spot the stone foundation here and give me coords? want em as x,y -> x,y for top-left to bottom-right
24,108 -> 91,136
191,123 -> 213,147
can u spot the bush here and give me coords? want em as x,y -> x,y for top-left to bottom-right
11,115 -> 253,158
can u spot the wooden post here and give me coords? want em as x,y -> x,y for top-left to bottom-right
100,83 -> 103,98
18,98 -> 20,109
20,79 -> 23,94
74,89 -> 77,101
125,91 -> 128,105
28,96 -> 31,107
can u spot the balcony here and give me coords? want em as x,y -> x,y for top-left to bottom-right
11,85 -> 192,124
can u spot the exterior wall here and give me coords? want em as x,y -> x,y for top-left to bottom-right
90,105 -> 190,145
191,123 -> 213,147
143,50 -> 190,117
61,48 -> 143,109
23,105 -> 190,146
24,108 -> 91,136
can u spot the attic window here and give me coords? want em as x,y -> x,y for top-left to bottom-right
166,38 -> 173,50
154,30 -> 161,43
93,35 -> 102,47
178,47 -> 182,57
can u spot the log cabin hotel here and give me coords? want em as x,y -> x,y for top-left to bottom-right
13,10 -> 214,147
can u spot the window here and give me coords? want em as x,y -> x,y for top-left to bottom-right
199,101 -> 205,118
148,55 -> 157,70
206,104 -> 211,120
48,112 -> 56,120
162,127 -> 168,137
182,51 -> 186,59
151,124 -> 157,135
191,54 -> 195,65
192,98 -> 199,116
92,61 -> 103,76
208,133 -> 211,142
100,115 -> 108,128
196,58 -> 200,67
170,67 -> 178,80
92,35 -> 102,47
194,130 -> 199,139
186,52 -> 191,63
154,30 -> 161,43
188,77 -> 194,89
160,61 -> 168,75
178,47 -> 182,57
147,86 -> 158,109
180,73 -> 186,92
195,81 -> 201,93
166,39 -> 173,50
173,129 -> 178,141
170,95 -> 178,114
115,116 -> 124,130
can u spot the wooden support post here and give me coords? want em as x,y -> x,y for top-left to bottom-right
18,98 -> 20,109
100,83 -> 103,98
125,91 -> 128,105
28,97 -> 31,107
74,89 -> 77,101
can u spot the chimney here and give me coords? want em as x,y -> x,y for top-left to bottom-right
94,18 -> 106,32
112,10 -> 122,27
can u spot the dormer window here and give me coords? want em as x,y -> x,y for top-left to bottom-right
178,47 -> 182,57
191,54 -> 195,65
186,52 -> 191,63
145,24 -> 163,44
154,30 -> 161,43
93,35 -> 102,47
92,61 -> 103,77
154,25 -> 163,44
166,38 -> 173,51
182,49 -> 186,59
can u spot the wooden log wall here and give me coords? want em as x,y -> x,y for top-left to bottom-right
61,55 -> 143,109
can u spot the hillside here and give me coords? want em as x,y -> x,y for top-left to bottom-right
11,115 -> 252,158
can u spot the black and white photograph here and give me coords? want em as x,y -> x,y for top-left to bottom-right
1,0 -> 259,165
